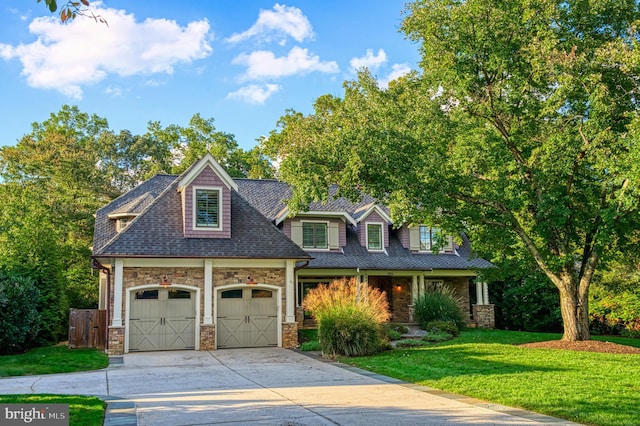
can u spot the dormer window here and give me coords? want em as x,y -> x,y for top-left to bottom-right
419,225 -> 453,252
367,223 -> 383,251
302,222 -> 328,249
117,217 -> 132,232
194,187 -> 222,230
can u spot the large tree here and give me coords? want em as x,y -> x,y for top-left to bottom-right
265,0 -> 640,341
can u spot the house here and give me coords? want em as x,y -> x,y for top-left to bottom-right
93,154 -> 494,355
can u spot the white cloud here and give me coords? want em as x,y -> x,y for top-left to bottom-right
349,48 -> 387,73
0,5 -> 212,99
232,46 -> 338,80
378,63 -> 412,89
227,84 -> 280,104
225,4 -> 313,44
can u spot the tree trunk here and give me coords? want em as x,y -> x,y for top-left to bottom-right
557,274 -> 590,341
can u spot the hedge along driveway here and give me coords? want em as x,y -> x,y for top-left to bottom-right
343,329 -> 640,426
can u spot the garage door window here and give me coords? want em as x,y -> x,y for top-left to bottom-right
221,289 -> 243,298
135,290 -> 159,300
168,289 -> 191,299
252,289 -> 272,298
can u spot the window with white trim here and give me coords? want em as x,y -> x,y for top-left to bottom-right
367,223 -> 383,250
419,225 -> 433,251
419,226 -> 453,252
302,222 -> 328,249
194,188 -> 221,229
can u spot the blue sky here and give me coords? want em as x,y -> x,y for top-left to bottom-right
0,1 -> 420,150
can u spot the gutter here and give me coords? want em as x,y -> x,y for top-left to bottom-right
92,258 -> 111,354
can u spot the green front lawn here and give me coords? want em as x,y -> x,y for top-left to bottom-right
343,329 -> 640,426
0,395 -> 105,426
0,345 -> 108,377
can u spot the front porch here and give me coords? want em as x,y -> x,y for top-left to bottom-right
295,271 -> 495,329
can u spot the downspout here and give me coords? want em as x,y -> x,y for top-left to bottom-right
92,258 -> 110,354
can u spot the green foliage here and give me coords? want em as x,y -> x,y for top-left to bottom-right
395,339 -> 428,348
345,329 -> 640,426
265,0 -> 640,341
425,320 -> 459,337
0,395 -> 105,426
0,272 -> 41,354
488,264 -> 563,333
0,344 -> 108,376
421,332 -> 453,343
317,310 -> 385,357
299,340 -> 321,351
413,283 -> 466,330
590,286 -> 640,336
384,322 -> 409,340
303,278 -> 390,357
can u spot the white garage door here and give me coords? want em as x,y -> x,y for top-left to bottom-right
217,287 -> 278,348
129,288 -> 196,351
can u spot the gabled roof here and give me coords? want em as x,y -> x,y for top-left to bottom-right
235,180 -> 390,224
93,174 -> 309,260
177,153 -> 238,192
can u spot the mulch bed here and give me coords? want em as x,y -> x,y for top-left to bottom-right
519,339 -> 640,354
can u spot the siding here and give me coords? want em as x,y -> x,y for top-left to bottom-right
183,165 -> 232,239
358,210 -> 389,248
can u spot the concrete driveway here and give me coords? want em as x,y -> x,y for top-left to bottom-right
0,348 -> 578,425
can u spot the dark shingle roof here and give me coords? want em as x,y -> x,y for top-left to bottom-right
93,172 -> 491,270
93,175 -> 309,259
235,179 -> 389,221
93,174 -> 176,254
305,227 -> 493,270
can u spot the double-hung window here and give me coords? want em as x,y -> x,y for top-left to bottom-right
194,188 -> 221,229
419,225 -> 433,251
367,223 -> 383,250
419,226 -> 453,252
302,222 -> 328,249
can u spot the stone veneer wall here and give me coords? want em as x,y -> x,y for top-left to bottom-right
108,265 -> 291,354
282,322 -> 298,348
200,324 -> 215,350
449,277 -> 471,320
391,278 -> 412,323
213,267 -> 286,316
473,304 -> 495,328
107,326 -> 124,355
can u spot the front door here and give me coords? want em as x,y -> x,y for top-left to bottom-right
129,288 -> 196,351
217,287 -> 277,348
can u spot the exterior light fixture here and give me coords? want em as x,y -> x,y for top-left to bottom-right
246,275 -> 257,285
161,275 -> 171,287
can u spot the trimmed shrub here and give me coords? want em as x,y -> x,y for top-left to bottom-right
0,272 -> 42,354
413,283 -> 466,330
425,320 -> 460,337
421,332 -> 453,342
299,340 -> 322,351
303,278 -> 390,357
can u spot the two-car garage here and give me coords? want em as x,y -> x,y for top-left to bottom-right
127,285 -> 278,352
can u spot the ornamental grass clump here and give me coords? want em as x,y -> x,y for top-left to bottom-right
303,278 -> 390,357
414,282 -> 466,331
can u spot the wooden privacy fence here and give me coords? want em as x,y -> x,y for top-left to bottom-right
68,309 -> 106,349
